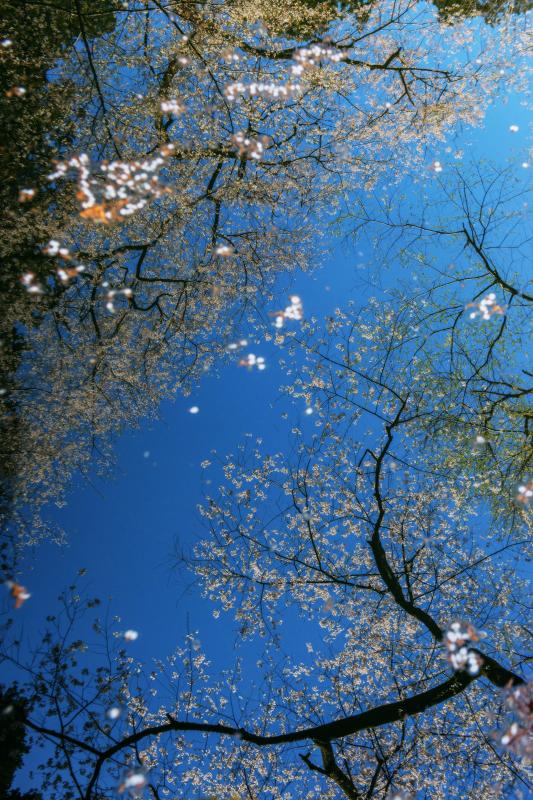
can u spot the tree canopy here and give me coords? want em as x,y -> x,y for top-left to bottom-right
0,1 -> 531,799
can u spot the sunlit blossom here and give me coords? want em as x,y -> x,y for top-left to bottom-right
123,629 -> 139,642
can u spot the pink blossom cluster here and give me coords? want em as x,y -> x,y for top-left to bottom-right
444,621 -> 484,675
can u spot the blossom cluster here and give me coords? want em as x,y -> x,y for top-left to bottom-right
516,480 -> 533,505
224,80 -> 301,101
291,44 -> 345,76
498,681 -> 533,763
271,295 -> 303,329
465,293 -> 505,320
21,272 -> 43,295
238,353 -> 266,370
21,240 -> 87,296
160,98 -> 184,115
231,132 -> 270,161
444,621 -> 484,675
47,146 -> 175,223
43,240 -> 86,284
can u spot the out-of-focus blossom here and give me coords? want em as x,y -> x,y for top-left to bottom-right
123,629 -> 139,642
516,480 -> 533,504
465,293 -> 505,320
224,80 -> 301,101
106,706 -> 121,720
160,98 -> 184,114
118,771 -> 147,795
188,406 -> 200,414
105,287 -> 133,314
291,44 -> 345,76
231,132 -> 269,161
21,272 -> 43,295
509,124 -> 519,132
42,241 -> 86,284
497,680 -> 533,763
271,295 -> 303,328
215,244 -> 234,257
238,354 -> 266,370
444,621 -> 484,675
47,146 -> 175,223
222,48 -> 241,63
18,188 -> 35,202
226,338 -> 248,352
5,86 -> 26,97
5,580 -> 31,609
